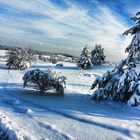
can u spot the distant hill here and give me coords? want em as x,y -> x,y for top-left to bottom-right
0,45 -> 77,59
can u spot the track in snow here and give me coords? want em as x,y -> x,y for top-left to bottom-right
0,88 -> 138,140
0,61 -> 140,140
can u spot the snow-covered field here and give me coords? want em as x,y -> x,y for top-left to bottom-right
0,51 -> 140,140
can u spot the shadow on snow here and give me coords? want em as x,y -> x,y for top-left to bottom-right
32,65 -> 78,70
0,83 -> 140,138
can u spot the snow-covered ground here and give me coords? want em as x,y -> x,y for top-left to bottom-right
0,53 -> 140,140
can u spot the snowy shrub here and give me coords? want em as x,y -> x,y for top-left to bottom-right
50,56 -> 57,64
91,12 -> 140,106
77,45 -> 93,69
6,47 -> 36,70
23,69 -> 66,95
52,58 -> 57,64
91,44 -> 106,65
38,55 -> 46,61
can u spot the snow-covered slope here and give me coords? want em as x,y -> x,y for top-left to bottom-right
0,53 -> 140,140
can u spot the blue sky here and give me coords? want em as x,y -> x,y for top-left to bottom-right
0,0 -> 140,62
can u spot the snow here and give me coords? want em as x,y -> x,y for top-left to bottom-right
0,50 -> 140,140
0,113 -> 25,140
128,93 -> 140,106
0,50 -> 7,56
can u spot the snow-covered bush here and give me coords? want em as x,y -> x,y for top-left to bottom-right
91,12 -> 140,106
50,56 -> 57,64
6,47 -> 36,70
91,44 -> 106,65
38,55 -> 47,62
23,69 -> 66,95
77,45 -> 92,69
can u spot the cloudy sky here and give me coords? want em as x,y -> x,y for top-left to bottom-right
0,0 -> 140,62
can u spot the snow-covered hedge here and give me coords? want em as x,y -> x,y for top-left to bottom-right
91,12 -> 140,106
6,48 -> 36,70
23,69 -> 66,95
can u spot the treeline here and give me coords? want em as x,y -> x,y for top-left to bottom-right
0,45 -> 76,58
77,44 -> 106,69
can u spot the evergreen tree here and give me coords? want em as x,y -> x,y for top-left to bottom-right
91,12 -> 140,106
77,45 -> 92,69
91,44 -> 106,65
6,47 -> 36,70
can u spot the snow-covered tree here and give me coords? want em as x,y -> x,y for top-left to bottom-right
6,47 -> 36,70
77,45 -> 93,69
50,55 -> 57,64
91,44 -> 106,65
91,12 -> 140,106
23,69 -> 66,95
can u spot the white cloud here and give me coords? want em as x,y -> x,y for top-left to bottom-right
0,0 -> 132,62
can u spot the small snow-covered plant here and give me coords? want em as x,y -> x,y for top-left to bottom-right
91,44 -> 106,65
23,69 -> 66,95
91,12 -> 140,106
6,47 -> 36,70
50,55 -> 57,64
77,45 -> 93,69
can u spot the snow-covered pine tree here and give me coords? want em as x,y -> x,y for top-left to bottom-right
91,12 -> 140,106
91,44 -> 106,65
6,47 -> 36,70
77,45 -> 93,69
